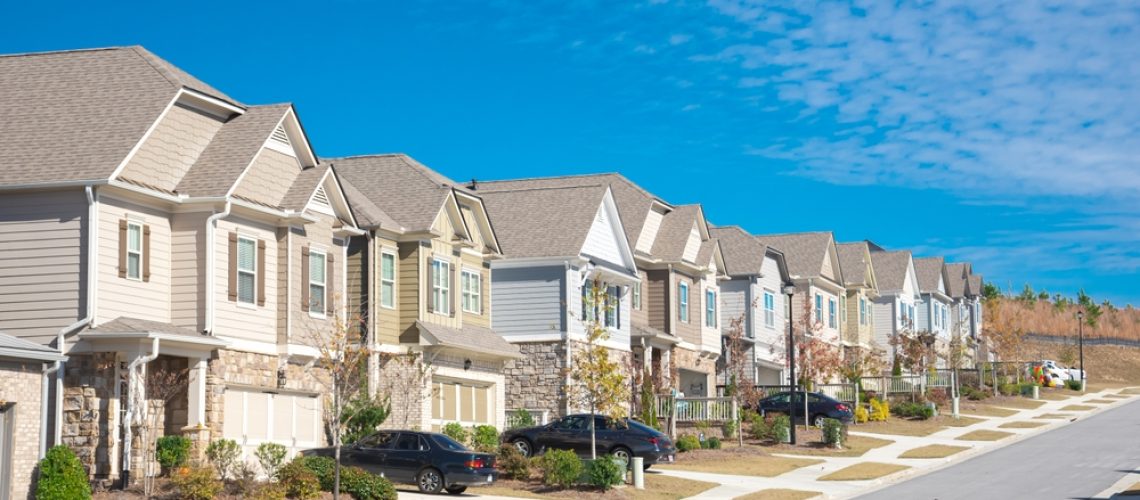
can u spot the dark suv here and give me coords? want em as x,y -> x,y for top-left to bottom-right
501,414 -> 675,469
755,391 -> 854,427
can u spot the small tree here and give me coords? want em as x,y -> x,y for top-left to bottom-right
342,393 -> 391,445
721,308 -> 755,446
134,362 -> 189,497
569,278 -> 630,459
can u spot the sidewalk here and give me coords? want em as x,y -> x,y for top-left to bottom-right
655,387 -> 1140,499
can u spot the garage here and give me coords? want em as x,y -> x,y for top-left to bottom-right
222,387 -> 321,454
430,378 -> 495,430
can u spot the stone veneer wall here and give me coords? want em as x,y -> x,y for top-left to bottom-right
61,352 -> 117,481
0,361 -> 46,500
673,346 -> 716,397
504,342 -> 567,420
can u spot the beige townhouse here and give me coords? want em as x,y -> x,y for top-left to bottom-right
754,233 -> 847,351
0,46 -> 358,487
333,155 -> 519,431
836,242 -> 881,360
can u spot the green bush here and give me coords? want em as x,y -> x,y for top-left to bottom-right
234,462 -> 259,495
963,386 -> 991,401
340,466 -> 397,500
293,455 -> 336,491
155,435 -> 192,471
342,394 -> 392,445
771,414 -> 790,443
171,465 -> 223,500
205,438 -> 241,481
821,418 -> 846,448
472,425 -> 499,453
702,437 -> 722,449
1018,383 -> 1038,396
35,445 -> 91,500
497,444 -> 531,480
998,383 -> 1020,396
722,419 -> 738,439
1065,379 -> 1082,391
676,434 -> 700,452
585,455 -> 624,490
508,408 -> 535,430
279,460 -> 321,499
256,442 -> 289,480
893,402 -> 934,420
749,413 -> 772,440
539,449 -> 583,488
250,483 -> 288,500
442,422 -> 468,445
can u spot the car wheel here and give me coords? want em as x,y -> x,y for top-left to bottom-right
610,446 -> 633,466
418,468 -> 444,494
812,414 -> 826,428
512,438 -> 533,457
446,485 -> 467,495
643,464 -> 652,471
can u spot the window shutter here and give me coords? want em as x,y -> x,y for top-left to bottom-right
142,225 -> 152,282
227,232 -> 238,301
327,253 -> 336,315
450,263 -> 457,317
425,254 -> 434,313
257,240 -> 267,306
481,269 -> 488,315
118,219 -> 127,278
301,245 -> 311,312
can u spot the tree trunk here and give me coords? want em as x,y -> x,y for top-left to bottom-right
590,399 -> 597,460
333,379 -> 342,500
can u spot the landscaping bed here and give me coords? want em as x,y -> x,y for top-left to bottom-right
748,427 -> 894,458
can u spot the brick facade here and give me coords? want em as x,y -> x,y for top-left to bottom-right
0,361 -> 46,500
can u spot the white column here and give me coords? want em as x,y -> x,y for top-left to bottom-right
187,357 -> 208,428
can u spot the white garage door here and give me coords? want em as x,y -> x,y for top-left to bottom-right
431,378 -> 494,430
223,388 -> 322,454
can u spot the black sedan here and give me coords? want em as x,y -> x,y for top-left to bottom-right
302,431 -> 497,495
501,414 -> 675,469
754,391 -> 854,426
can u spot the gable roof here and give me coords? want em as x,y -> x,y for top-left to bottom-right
650,204 -> 705,262
945,262 -> 970,298
869,250 -> 912,292
174,104 -> 290,197
967,275 -> 984,297
913,256 -> 947,295
478,184 -> 610,259
0,46 -> 240,189
754,232 -> 838,282
709,226 -> 767,276
331,154 -> 471,233
837,242 -> 874,287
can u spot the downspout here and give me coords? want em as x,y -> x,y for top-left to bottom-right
121,337 -> 160,488
42,185 -> 98,457
204,201 -> 232,334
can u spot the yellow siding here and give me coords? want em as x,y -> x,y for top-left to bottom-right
374,237 -> 401,346
397,242 -> 421,344
288,212 -> 344,344
459,251 -> 490,328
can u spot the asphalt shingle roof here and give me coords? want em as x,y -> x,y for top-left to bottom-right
709,226 -> 767,276
651,205 -> 703,262
870,250 -> 912,292
416,321 -> 521,359
87,317 -> 207,338
914,256 -> 946,294
945,262 -> 970,298
331,154 -> 466,233
477,184 -> 608,259
174,104 -> 289,197
837,242 -> 872,286
754,232 -> 834,281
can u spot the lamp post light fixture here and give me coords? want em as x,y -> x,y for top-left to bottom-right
1077,310 -> 1085,392
783,284 -> 798,445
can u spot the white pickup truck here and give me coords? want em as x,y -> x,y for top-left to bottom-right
1042,360 -> 1086,381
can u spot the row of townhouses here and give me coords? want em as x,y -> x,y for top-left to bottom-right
0,46 -> 986,498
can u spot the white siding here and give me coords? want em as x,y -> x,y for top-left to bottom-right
213,216 -> 279,346
568,269 -> 630,350
490,266 -> 564,339
700,278 -> 720,354
97,195 -> 171,324
681,224 -> 701,263
916,297 -> 931,332
635,210 -> 663,253
756,256 -> 785,347
580,204 -> 624,268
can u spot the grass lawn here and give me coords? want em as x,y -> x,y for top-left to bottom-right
1121,387 -> 1140,395
628,474 -> 720,500
1034,413 -> 1073,419
659,448 -> 822,477
1038,391 -> 1074,401
733,489 -> 822,500
817,462 -> 911,481
942,416 -> 985,427
958,404 -> 1019,418
1060,404 -> 1095,411
855,419 -> 944,437
1105,394 -> 1129,399
1118,481 -> 1140,496
956,430 -> 1014,441
1084,399 -> 1115,404
988,397 -> 1047,410
767,434 -> 895,458
998,421 -> 1047,429
897,444 -> 970,459
473,474 -> 719,500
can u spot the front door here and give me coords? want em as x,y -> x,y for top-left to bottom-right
386,433 -> 429,483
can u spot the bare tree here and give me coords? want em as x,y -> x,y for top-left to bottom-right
138,362 -> 189,497
568,278 -> 630,459
377,351 -> 434,429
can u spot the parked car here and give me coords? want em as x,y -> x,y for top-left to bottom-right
301,430 -> 497,495
501,414 -> 675,469
753,391 -> 854,427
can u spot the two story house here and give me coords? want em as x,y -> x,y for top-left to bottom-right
333,154 -> 519,431
0,332 -> 67,500
867,246 -> 921,362
914,257 -> 953,367
476,182 -> 639,420
710,226 -> 793,386
753,233 -> 846,353
946,262 -> 986,365
836,242 -> 881,359
0,46 -> 358,486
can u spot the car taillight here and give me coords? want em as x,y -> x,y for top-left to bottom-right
836,404 -> 850,412
648,437 -> 659,446
465,459 -> 485,469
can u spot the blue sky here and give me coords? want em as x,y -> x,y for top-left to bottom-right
4,1 -> 1138,306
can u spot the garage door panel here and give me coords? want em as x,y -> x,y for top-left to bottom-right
223,390 -> 244,440
246,392 -> 270,440
273,395 -> 293,442
295,396 -> 319,444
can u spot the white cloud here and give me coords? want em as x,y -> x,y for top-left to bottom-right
669,33 -> 693,45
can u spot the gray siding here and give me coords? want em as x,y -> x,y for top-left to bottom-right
719,280 -> 748,337
491,266 -> 564,338
872,299 -> 895,348
0,189 -> 87,346
916,296 -> 931,332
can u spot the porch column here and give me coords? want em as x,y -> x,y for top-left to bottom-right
187,357 -> 207,427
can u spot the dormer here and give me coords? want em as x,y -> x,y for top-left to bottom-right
635,202 -> 670,253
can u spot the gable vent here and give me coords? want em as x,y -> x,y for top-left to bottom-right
271,125 -> 291,147
312,186 -> 330,207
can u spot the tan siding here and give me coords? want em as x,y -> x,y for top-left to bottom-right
375,237 -> 401,346
170,211 -> 209,331
630,271 -> 649,327
276,227 -> 290,345
423,211 -> 460,330
347,236 -> 367,341
646,270 -> 669,332
97,195 -> 171,324
117,104 -> 224,191
674,272 -> 700,345
289,212 -> 345,344
0,190 -> 86,345
231,148 -> 302,208
460,251 -> 491,329
397,242 -> 421,344
213,216 -> 278,345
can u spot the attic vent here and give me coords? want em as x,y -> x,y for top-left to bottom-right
312,186 -> 330,207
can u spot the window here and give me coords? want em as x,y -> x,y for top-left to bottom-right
237,236 -> 257,304
942,306 -> 949,330
815,294 -> 823,323
678,282 -> 689,323
859,297 -> 867,325
309,250 -> 326,313
604,286 -> 620,327
706,289 -> 717,328
632,282 -> 642,310
840,296 -> 847,324
581,283 -> 595,323
935,304 -> 941,328
763,291 -> 776,328
432,259 -> 451,315
126,222 -> 143,280
828,298 -> 837,328
461,270 -> 481,314
380,252 -> 395,309
909,305 -> 915,324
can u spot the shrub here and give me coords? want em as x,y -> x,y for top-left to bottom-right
250,483 -> 288,500
293,455 -> 336,491
170,465 -> 223,500
1065,379 -> 1082,391
821,418 -> 846,448
340,466 -> 397,500
255,442 -> 289,480
1018,382 -> 1038,396
539,449 -> 584,488
702,437 -> 722,449
676,434 -> 701,452
963,386 -> 991,401
854,405 -> 869,424
442,422 -> 468,445
234,461 -> 260,495
35,445 -> 91,500
771,414 -> 790,443
893,402 -> 934,420
748,413 -> 770,440
342,394 -> 392,445
723,419 -> 738,439
205,438 -> 241,481
497,444 -> 531,480
279,460 -> 321,499
472,425 -> 499,453
585,455 -> 624,490
508,408 -> 535,430
998,383 -> 1020,396
155,435 -> 192,472
869,398 -> 890,421
927,388 -> 950,407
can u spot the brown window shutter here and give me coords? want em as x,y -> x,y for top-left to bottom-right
481,270 -> 487,315
425,254 -> 433,313
450,263 -> 457,317
301,245 -> 311,312
327,252 -> 336,315
118,219 -> 127,278
257,239 -> 267,306
142,225 -> 152,282
227,232 -> 238,301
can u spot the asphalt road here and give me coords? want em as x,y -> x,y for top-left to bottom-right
859,397 -> 1140,500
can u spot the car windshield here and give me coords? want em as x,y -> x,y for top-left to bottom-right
430,434 -> 469,451
626,419 -> 658,434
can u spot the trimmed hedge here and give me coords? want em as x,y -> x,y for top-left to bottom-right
893,401 -> 934,420
585,455 -> 624,490
539,449 -> 583,488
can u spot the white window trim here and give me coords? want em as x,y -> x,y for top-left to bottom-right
604,285 -> 619,328
678,282 -> 689,323
815,294 -> 823,323
632,282 -> 642,310
308,248 -> 327,319
461,268 -> 481,314
763,290 -> 776,329
126,221 -> 143,281
828,298 -> 837,329
705,289 -> 717,328
379,250 -> 396,310
237,236 -> 258,306
432,258 -> 451,316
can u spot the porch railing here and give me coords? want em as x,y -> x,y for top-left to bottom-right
656,397 -> 736,423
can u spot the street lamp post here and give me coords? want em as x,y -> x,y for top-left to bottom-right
784,285 -> 798,445
1077,310 -> 1085,392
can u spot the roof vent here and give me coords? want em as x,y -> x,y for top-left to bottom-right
312,186 -> 330,207
271,125 -> 291,146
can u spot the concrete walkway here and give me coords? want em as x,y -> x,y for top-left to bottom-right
653,387 -> 1140,499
